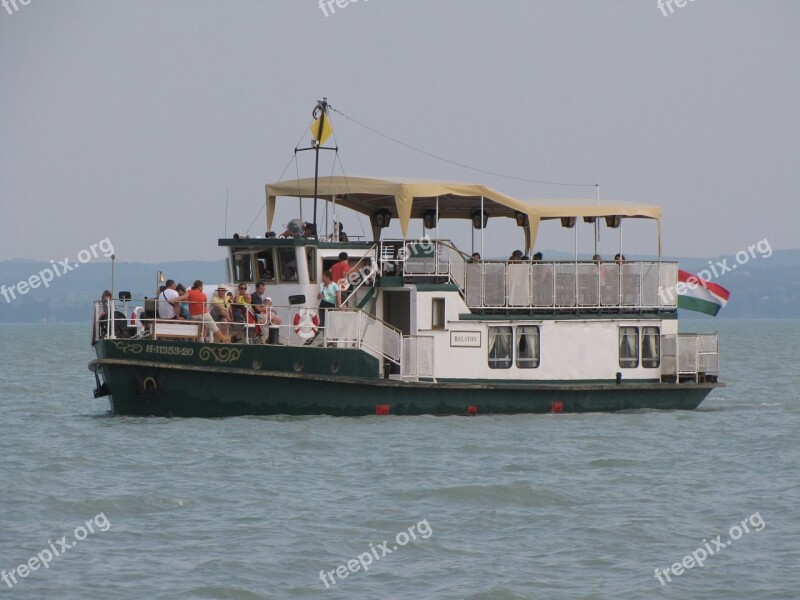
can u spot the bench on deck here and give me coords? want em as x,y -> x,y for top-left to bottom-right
151,319 -> 202,341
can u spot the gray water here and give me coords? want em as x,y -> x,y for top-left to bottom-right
0,320 -> 798,599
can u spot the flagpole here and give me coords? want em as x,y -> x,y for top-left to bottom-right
312,98 -> 328,235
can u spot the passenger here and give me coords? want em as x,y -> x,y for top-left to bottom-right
264,297 -> 282,344
210,285 -> 233,335
592,254 -> 602,264
331,252 -> 350,289
509,250 -> 523,262
303,222 -> 317,239
614,253 -> 627,263
470,252 -> 481,263
532,252 -> 543,261
232,284 -> 251,322
98,290 -> 127,338
306,270 -> 341,345
338,224 -> 349,242
521,255 -> 530,261
250,281 -> 267,322
187,280 -> 229,343
175,283 -> 191,320
158,279 -> 187,320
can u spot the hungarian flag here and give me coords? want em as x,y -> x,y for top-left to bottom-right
677,269 -> 730,316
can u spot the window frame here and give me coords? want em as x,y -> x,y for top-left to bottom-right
431,298 -> 445,330
619,326 -> 640,368
277,248 -> 299,283
515,325 -> 540,369
641,326 -> 661,368
488,325 -> 513,369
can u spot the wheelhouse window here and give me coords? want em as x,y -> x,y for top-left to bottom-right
233,250 -> 253,283
256,249 -> 275,282
488,326 -> 513,369
431,298 -> 445,330
306,248 -> 317,283
516,326 -> 540,368
619,327 -> 639,368
277,248 -> 298,282
641,326 -> 661,368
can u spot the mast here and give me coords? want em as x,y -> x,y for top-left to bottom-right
312,98 -> 327,233
296,98 -> 337,237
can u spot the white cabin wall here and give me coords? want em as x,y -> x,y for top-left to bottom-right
433,319 -> 666,382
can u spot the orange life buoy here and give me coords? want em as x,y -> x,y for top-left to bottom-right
293,309 -> 319,339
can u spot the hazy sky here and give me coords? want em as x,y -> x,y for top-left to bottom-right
1,1 -> 798,263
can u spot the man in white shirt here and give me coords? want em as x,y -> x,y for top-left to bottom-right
158,279 -> 183,319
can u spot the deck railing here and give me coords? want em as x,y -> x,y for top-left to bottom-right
92,299 -> 404,373
402,335 -> 435,381
378,238 -> 678,311
661,333 -> 719,382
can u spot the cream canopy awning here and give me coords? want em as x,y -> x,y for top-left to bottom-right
266,176 -> 662,253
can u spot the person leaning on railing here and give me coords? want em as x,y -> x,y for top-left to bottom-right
186,280 -> 230,343
305,270 -> 341,346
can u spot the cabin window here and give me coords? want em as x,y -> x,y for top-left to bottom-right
277,248 -> 298,282
488,326 -> 513,369
306,248 -> 317,283
642,326 -> 660,368
233,250 -> 253,283
256,249 -> 275,282
516,326 -> 540,368
619,327 -> 639,368
431,298 -> 445,330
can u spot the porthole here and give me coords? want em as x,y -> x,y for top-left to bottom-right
252,360 -> 261,370
330,360 -> 340,374
293,359 -> 304,372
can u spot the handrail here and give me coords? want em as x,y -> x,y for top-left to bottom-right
343,243 -> 379,304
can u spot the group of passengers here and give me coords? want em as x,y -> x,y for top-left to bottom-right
157,279 -> 230,343
158,279 -> 287,344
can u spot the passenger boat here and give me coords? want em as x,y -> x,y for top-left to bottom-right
88,102 -> 721,417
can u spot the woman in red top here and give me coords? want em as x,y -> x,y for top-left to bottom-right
187,280 -> 229,343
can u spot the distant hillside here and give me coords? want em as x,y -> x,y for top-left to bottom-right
0,249 -> 798,322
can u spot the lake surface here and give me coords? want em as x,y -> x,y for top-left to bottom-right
0,320 -> 798,599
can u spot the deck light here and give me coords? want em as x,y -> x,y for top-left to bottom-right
423,209 -> 438,229
583,216 -> 596,223
605,215 -> 621,228
560,217 -> 576,228
374,208 -> 391,228
472,210 -> 488,229
233,233 -> 240,240
514,211 -> 529,227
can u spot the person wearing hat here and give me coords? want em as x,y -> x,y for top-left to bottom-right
210,284 -> 233,336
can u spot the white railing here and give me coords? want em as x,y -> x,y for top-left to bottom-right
661,333 -> 719,382
402,335 -> 435,381
464,260 -> 678,310
378,239 -> 465,279
326,308 -> 403,365
378,239 -> 677,311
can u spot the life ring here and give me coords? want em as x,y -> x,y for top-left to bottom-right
293,309 -> 319,339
